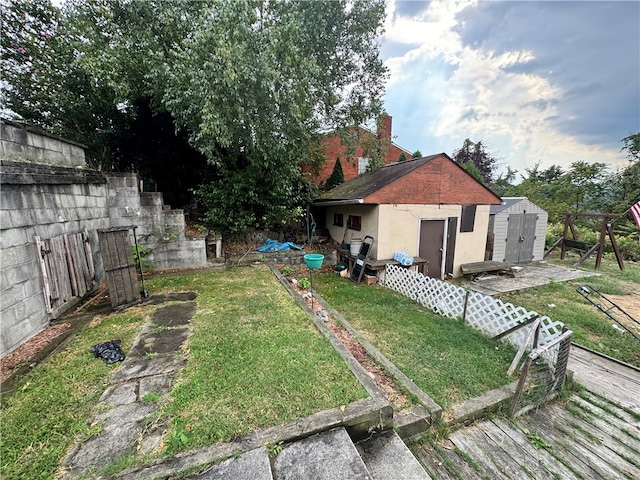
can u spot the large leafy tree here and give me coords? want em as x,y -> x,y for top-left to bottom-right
452,139 -> 498,184
1,0 -> 127,167
2,0 -> 388,233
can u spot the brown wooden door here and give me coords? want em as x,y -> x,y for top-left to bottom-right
419,220 -> 445,279
98,227 -> 141,308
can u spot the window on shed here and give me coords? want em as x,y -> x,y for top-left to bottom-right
460,205 -> 476,232
333,213 -> 344,227
347,215 -> 361,230
357,157 -> 370,175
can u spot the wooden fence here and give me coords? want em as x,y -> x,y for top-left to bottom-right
34,230 -> 96,314
383,264 -> 566,363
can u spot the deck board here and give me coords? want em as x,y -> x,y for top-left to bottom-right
417,388 -> 640,480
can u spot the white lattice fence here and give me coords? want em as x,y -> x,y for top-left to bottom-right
383,264 -> 565,361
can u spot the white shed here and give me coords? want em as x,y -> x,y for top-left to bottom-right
487,197 -> 548,263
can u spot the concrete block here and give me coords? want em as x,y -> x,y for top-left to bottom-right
0,228 -> 28,249
273,427 -> 370,480
356,429 -> 431,480
33,208 -> 59,225
0,285 -> 22,310
44,137 -> 63,153
0,190 -> 25,209
393,405 -> 431,439
9,209 -> 36,229
0,209 -> 12,229
192,447 -> 273,480
4,140 -> 26,159
27,131 -> 44,149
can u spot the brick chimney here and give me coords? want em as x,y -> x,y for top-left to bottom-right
377,113 -> 392,141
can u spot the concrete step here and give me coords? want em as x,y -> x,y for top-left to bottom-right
189,447 -> 273,480
273,427 -> 372,480
356,430 -> 432,480
394,405 -> 431,439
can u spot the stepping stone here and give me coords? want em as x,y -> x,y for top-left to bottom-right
190,447 -> 273,480
356,429 -> 432,480
273,427 -> 371,480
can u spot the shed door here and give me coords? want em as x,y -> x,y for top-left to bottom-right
504,213 -> 538,263
419,220 -> 445,279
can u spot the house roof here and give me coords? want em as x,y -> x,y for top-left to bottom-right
490,197 -> 546,215
312,153 -> 502,206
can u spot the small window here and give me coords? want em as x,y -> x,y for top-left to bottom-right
333,213 -> 344,227
460,205 -> 476,232
347,215 -> 361,230
357,157 -> 370,175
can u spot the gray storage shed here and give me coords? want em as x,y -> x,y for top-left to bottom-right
487,197 -> 548,263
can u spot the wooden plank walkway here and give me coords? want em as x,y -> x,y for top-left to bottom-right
568,344 -> 640,415
414,389 -> 640,479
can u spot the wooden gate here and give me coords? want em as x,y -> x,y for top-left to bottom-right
34,229 -> 96,314
97,226 -> 142,309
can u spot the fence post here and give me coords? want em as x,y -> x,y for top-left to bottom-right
462,290 -> 470,322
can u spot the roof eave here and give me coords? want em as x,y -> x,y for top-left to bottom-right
311,199 -> 364,206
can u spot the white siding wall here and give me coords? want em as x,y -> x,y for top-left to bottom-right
491,199 -> 548,262
324,203 -> 491,277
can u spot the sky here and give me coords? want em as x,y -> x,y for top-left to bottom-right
380,0 -> 640,179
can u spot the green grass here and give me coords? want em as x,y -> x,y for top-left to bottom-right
312,273 -> 518,410
1,267 -> 367,479
148,267 -> 367,453
0,308 -> 147,480
496,255 -> 640,367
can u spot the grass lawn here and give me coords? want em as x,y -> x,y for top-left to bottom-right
496,254 -> 640,367
0,307 -> 147,480
312,273 -> 518,410
0,267 -> 367,479
153,268 -> 367,453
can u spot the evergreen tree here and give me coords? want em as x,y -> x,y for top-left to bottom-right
325,157 -> 345,190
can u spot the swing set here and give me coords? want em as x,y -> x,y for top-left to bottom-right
544,212 -> 625,270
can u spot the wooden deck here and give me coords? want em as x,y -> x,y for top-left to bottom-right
414,389 -> 640,479
568,344 -> 640,415
460,260 -> 515,276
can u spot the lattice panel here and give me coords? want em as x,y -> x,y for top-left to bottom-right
383,264 -> 565,353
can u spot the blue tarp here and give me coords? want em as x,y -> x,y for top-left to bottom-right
255,239 -> 303,252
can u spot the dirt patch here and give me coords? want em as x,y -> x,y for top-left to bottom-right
603,292 -> 640,335
0,322 -> 71,383
285,269 -> 408,409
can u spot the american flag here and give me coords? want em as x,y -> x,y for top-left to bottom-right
631,201 -> 640,230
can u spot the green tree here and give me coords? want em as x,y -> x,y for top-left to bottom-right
0,0 -> 126,167
398,152 -> 407,162
2,0 -> 388,233
489,166 -> 517,196
621,132 -> 640,161
325,158 -> 345,191
412,150 -> 422,158
452,139 -> 497,183
459,162 -> 485,184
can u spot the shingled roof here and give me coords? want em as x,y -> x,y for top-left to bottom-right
312,153 -> 501,206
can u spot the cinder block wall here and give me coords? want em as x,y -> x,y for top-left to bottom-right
0,119 -> 206,359
0,160 -> 111,358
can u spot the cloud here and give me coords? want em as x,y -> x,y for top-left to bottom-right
382,0 -> 640,176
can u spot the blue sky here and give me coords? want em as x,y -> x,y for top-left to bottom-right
380,0 -> 640,179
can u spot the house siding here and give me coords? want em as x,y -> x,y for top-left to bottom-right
377,204 -> 490,276
490,199 -> 548,263
325,204 -> 380,257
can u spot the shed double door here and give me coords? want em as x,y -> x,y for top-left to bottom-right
504,213 -> 537,263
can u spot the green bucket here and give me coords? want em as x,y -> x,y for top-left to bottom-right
304,254 -> 324,269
